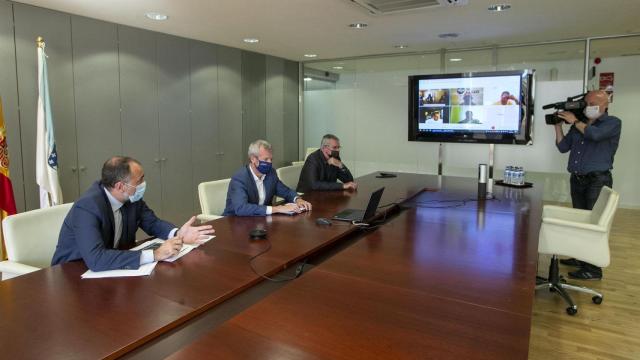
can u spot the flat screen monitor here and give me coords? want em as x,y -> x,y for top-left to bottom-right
408,69 -> 535,145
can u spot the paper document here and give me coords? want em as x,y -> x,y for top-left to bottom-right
81,261 -> 157,279
132,236 -> 216,263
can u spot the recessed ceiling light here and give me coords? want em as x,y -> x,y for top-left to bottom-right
394,45 -> 409,49
488,4 -> 511,12
438,33 -> 459,39
145,12 -> 168,21
304,77 -> 313,81
243,38 -> 259,44
304,54 -> 317,58
332,66 -> 344,70
449,58 -> 463,62
349,23 -> 368,29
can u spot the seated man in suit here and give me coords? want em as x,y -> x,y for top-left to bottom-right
52,156 -> 215,271
223,140 -> 312,216
297,134 -> 357,193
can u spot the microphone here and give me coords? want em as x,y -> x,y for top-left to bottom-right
542,102 -> 560,110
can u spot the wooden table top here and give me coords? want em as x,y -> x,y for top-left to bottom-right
166,175 -> 543,359
0,172 -> 436,359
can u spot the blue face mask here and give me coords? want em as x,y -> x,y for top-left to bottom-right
256,160 -> 272,175
125,181 -> 146,203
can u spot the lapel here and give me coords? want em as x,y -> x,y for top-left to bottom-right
245,166 -> 260,203
97,183 -> 116,247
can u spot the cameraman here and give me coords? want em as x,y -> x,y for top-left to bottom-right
555,90 -> 622,280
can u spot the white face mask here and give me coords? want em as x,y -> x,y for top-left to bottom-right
583,105 -> 602,120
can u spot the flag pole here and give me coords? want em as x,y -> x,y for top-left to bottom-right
36,36 -> 45,48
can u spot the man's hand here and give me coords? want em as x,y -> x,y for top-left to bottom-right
295,198 -> 312,211
343,181 -> 358,190
153,237 -> 183,261
273,203 -> 302,214
327,157 -> 343,168
557,111 -> 578,125
177,216 -> 215,245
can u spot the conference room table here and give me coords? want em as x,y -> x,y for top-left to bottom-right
0,172 -> 542,359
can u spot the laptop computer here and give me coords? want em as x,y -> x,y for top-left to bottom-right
332,187 -> 385,222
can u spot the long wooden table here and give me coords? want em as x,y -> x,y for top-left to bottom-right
0,172 -> 435,359
166,175 -> 543,359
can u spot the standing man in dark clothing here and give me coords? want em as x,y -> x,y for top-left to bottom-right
555,90 -> 622,280
297,134 -> 357,193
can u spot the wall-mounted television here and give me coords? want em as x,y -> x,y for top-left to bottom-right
408,69 -> 535,145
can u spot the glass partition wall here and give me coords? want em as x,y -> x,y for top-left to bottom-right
303,35 -> 639,207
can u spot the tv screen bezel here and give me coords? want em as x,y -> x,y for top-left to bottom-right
408,69 -> 535,145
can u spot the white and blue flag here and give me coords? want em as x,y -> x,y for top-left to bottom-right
36,41 -> 63,208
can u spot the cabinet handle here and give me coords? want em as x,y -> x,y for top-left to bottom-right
161,158 -> 167,162
79,166 -> 86,172
71,166 -> 77,172
154,158 -> 160,163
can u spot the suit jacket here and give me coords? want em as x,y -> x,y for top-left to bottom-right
51,181 -> 175,271
296,149 -> 354,193
223,165 -> 298,216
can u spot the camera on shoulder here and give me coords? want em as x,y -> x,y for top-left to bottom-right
543,93 -> 588,125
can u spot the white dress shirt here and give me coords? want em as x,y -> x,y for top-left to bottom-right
103,188 -> 176,265
249,167 -> 273,215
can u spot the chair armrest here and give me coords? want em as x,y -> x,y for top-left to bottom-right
0,261 -> 41,279
542,205 -> 592,223
291,161 -> 304,166
542,217 -> 607,233
196,214 -> 223,222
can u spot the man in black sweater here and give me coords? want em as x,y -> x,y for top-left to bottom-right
297,134 -> 357,193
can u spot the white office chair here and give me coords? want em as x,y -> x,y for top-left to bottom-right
0,203 -> 73,280
536,186 -> 619,315
197,178 -> 231,222
291,147 -> 317,166
276,163 -> 303,191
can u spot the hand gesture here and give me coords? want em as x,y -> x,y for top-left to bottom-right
327,157 -> 343,168
177,216 -> 215,244
295,198 -> 312,211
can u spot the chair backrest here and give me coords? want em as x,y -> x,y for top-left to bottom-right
198,178 -> 231,216
305,147 -> 317,159
276,164 -> 303,191
591,186 -> 619,230
2,203 -> 73,268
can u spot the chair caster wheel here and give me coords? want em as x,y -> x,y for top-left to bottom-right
592,296 -> 603,304
566,306 -> 578,316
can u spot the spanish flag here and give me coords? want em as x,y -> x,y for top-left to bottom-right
0,97 -> 17,260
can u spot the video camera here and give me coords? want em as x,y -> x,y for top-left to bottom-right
543,93 -> 588,125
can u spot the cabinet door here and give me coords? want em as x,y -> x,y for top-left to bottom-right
283,60 -> 300,165
241,51 -> 266,154
0,1 -> 25,212
118,26 -> 162,214
217,46 -> 243,178
14,4 -> 78,209
157,34 -> 192,225
71,16 -> 122,192
190,40 -> 219,214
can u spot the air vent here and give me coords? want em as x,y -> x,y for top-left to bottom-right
348,0 -> 468,15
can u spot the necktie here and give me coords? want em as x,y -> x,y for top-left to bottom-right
113,208 -> 122,249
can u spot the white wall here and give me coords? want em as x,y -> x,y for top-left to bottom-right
303,53 -> 639,208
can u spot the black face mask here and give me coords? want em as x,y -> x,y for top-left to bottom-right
330,150 -> 340,160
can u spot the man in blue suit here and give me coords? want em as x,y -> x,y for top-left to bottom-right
223,140 -> 312,216
52,156 -> 215,271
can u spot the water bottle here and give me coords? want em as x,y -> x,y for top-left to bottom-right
516,167 -> 523,185
504,166 -> 511,184
520,167 -> 526,186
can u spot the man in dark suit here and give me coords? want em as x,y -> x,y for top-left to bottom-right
223,140 -> 312,216
52,156 -> 214,271
297,134 -> 356,193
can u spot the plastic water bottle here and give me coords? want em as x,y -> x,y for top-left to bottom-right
504,166 -> 511,184
520,167 -> 526,186
516,167 -> 523,185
